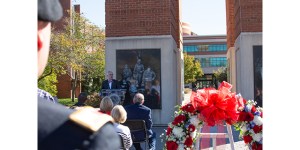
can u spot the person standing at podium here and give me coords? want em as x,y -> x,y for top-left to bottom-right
101,71 -> 120,96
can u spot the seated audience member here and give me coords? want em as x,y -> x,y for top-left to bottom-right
125,93 -> 156,150
111,105 -> 133,150
110,93 -> 121,106
70,92 -> 88,109
99,96 -> 114,115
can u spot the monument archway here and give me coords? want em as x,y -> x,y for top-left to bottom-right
104,0 -> 183,124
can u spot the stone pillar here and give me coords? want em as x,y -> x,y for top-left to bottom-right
105,0 -> 183,124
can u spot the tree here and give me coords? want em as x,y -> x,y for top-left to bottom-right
42,10 -> 106,101
38,65 -> 58,96
213,67 -> 227,83
184,53 -> 204,84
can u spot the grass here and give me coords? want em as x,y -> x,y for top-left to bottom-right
58,98 -> 78,107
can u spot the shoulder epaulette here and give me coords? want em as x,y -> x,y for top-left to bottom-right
69,106 -> 113,132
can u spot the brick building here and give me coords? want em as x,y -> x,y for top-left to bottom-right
226,0 -> 262,101
53,0 -> 81,99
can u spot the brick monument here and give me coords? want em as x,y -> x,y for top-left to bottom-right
105,0 -> 183,124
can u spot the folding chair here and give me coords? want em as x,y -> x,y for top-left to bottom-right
122,120 -> 149,150
119,134 -> 126,150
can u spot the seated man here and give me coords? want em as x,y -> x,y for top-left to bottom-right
70,92 -> 88,109
125,93 -> 156,150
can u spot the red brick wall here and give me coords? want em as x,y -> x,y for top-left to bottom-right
53,0 -> 71,31
234,0 -> 262,39
54,1 -> 81,99
56,74 -> 80,98
105,0 -> 181,47
226,0 -> 235,49
74,4 -> 80,14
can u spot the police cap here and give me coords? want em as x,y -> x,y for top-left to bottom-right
38,0 -> 63,22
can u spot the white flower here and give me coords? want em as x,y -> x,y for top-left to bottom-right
190,130 -> 197,139
173,126 -> 185,138
253,116 -> 263,126
252,133 -> 262,142
245,104 -> 252,112
178,144 -> 185,150
189,115 -> 200,126
240,124 -> 247,132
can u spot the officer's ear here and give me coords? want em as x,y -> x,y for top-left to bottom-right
38,35 -> 43,50
37,21 -> 50,51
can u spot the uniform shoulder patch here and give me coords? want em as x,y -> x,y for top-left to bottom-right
69,106 -> 113,132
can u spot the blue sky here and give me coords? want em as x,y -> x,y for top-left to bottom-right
74,0 -> 226,35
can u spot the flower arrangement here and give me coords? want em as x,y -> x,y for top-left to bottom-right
162,81 -> 263,150
162,103 -> 203,150
233,97 -> 263,150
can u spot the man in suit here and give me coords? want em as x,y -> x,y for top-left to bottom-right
102,71 -> 120,90
101,71 -> 120,97
38,0 -> 120,149
125,93 -> 156,150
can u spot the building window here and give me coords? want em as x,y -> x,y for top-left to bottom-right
200,57 -> 227,68
183,44 -> 227,52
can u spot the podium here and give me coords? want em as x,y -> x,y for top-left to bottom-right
100,89 -> 127,104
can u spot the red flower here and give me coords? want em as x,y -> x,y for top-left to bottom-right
251,106 -> 256,113
252,142 -> 262,150
181,103 -> 196,113
238,112 -> 254,122
172,114 -> 186,125
252,142 -> 257,150
188,124 -> 196,132
243,98 -> 247,104
243,135 -> 253,144
166,127 -> 172,136
166,141 -> 178,150
184,137 -> 193,147
253,125 -> 263,133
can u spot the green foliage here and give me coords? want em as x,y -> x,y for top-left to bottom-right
58,98 -> 78,107
184,53 -> 204,84
38,66 -> 58,96
213,67 -> 227,83
50,10 -> 106,101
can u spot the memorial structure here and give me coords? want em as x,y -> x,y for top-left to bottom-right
105,0 -> 183,124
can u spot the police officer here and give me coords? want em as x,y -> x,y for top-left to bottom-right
37,0 -> 120,149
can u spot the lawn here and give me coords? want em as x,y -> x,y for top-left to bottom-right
58,98 -> 78,107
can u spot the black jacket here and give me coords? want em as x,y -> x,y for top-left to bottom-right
38,98 -> 120,150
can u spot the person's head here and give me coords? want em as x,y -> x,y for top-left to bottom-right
111,105 -> 127,123
154,80 -> 160,85
124,64 -> 128,69
109,94 -> 121,106
133,93 -> 144,104
38,0 -> 62,77
100,96 -> 114,113
137,59 -> 141,64
78,92 -> 88,103
106,71 -> 114,81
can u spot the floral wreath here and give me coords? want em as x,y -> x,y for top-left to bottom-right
162,81 -> 263,150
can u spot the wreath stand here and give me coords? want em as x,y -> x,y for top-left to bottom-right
195,123 -> 235,150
